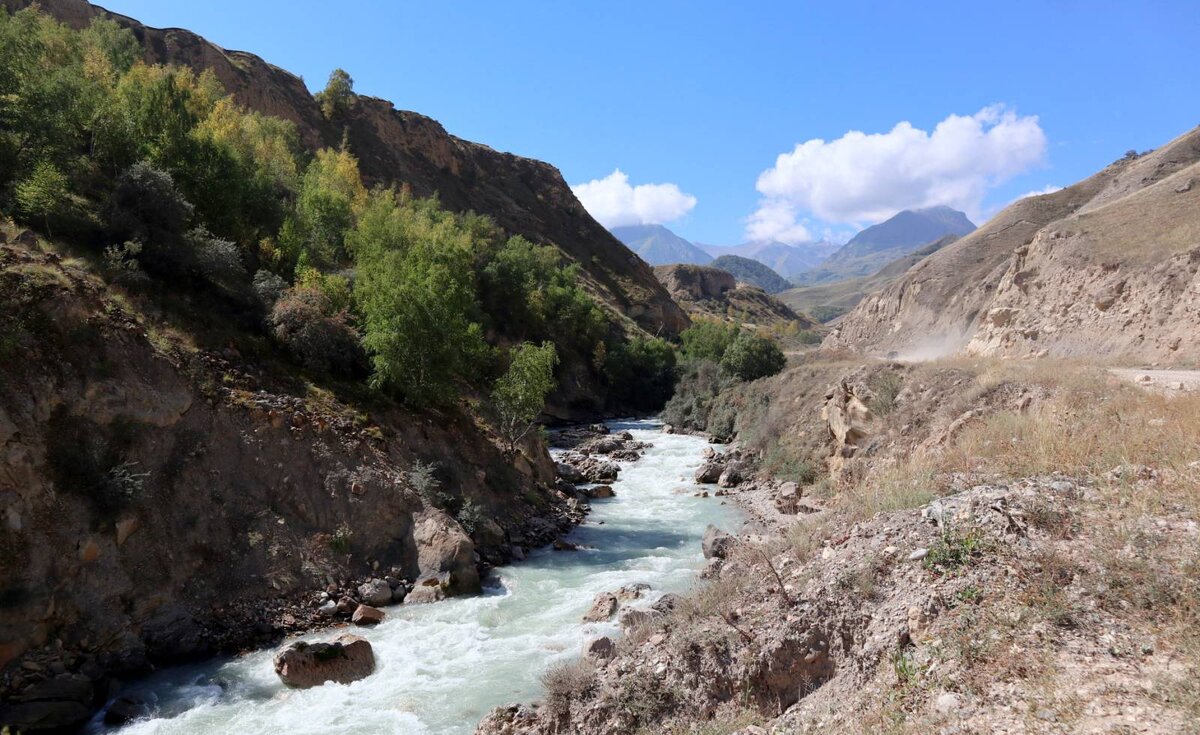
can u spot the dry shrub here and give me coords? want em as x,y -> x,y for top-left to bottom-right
541,658 -> 597,716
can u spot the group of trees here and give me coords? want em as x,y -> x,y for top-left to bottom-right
1,7 -> 784,443
0,7 -> 699,444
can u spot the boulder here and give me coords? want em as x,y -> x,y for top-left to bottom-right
702,525 -> 736,559
775,482 -> 801,514
651,593 -> 684,615
414,513 -> 480,595
582,636 -> 616,662
718,461 -> 747,488
618,608 -> 657,632
351,604 -> 385,626
590,485 -> 615,499
103,695 -> 150,726
695,461 -> 723,484
357,579 -> 392,607
274,634 -> 375,688
616,583 -> 650,601
553,538 -> 578,551
406,576 -> 448,604
555,461 -> 586,484
582,592 -> 619,622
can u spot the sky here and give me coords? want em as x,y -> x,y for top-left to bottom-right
95,1 -> 1200,245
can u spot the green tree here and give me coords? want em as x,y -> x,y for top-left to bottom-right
679,319 -> 740,363
15,160 -> 69,235
315,68 -> 355,119
604,335 -> 677,411
353,188 -> 489,406
492,341 -> 558,453
720,331 -> 786,381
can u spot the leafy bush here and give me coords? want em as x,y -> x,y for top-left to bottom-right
679,320 -> 739,363
868,372 -> 903,416
252,269 -> 287,307
604,335 -> 677,412
270,286 -> 363,376
719,331 -> 786,381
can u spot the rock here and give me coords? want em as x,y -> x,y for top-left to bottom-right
13,674 -> 92,704
717,461 -> 747,488
775,481 -> 801,514
616,583 -> 650,602
406,576 -> 448,604
273,634 -> 375,688
582,636 -> 616,662
935,691 -> 962,715
651,593 -> 684,615
103,695 -> 150,726
336,596 -> 358,615
590,485 -> 615,499
695,461 -> 723,484
907,548 -> 929,561
618,608 -> 657,632
414,513 -> 481,595
699,557 -> 723,579
555,461 -> 586,484
351,604 -> 385,626
552,538 -> 578,551
582,592 -> 619,622
141,604 -> 207,661
702,525 -> 736,559
0,700 -> 93,732
357,579 -> 393,607
317,600 -> 338,618
115,515 -> 140,546
391,584 -> 408,604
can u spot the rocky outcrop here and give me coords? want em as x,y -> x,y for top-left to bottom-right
826,126 -> 1200,363
273,635 -> 375,688
653,264 -> 817,329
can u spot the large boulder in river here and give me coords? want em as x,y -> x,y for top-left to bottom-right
582,591 -> 619,622
274,634 -> 375,688
357,579 -> 393,607
414,512 -> 480,595
702,525 -> 736,559
695,461 -> 723,484
718,460 -> 748,488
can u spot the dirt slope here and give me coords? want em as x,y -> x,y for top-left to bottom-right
825,127 -> 1200,362
654,264 -> 818,329
0,0 -> 687,338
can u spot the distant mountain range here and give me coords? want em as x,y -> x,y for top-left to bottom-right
709,255 -> 792,294
792,206 -> 976,286
611,205 -> 975,293
610,224 -> 713,266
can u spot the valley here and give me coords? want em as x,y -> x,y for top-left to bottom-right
1,1 -> 1197,734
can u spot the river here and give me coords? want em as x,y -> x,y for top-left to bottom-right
91,420 -> 739,734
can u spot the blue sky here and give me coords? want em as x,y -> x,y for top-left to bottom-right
98,1 -> 1199,244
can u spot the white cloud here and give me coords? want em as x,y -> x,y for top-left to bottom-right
1017,184 -> 1063,200
747,105 -> 1047,242
572,169 -> 697,228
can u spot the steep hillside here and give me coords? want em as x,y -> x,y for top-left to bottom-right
652,264 -> 816,329
0,0 -> 686,338
610,224 -> 712,266
780,235 -> 959,322
703,240 -> 839,278
827,127 -> 1200,362
709,254 -> 791,293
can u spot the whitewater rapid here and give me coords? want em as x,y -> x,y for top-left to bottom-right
92,420 -> 740,734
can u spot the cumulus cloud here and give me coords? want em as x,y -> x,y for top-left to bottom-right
747,105 -> 1047,242
572,169 -> 697,228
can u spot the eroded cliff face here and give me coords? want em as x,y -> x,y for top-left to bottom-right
653,264 -> 815,329
0,0 -> 687,340
826,127 -> 1200,364
0,234 -> 566,721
